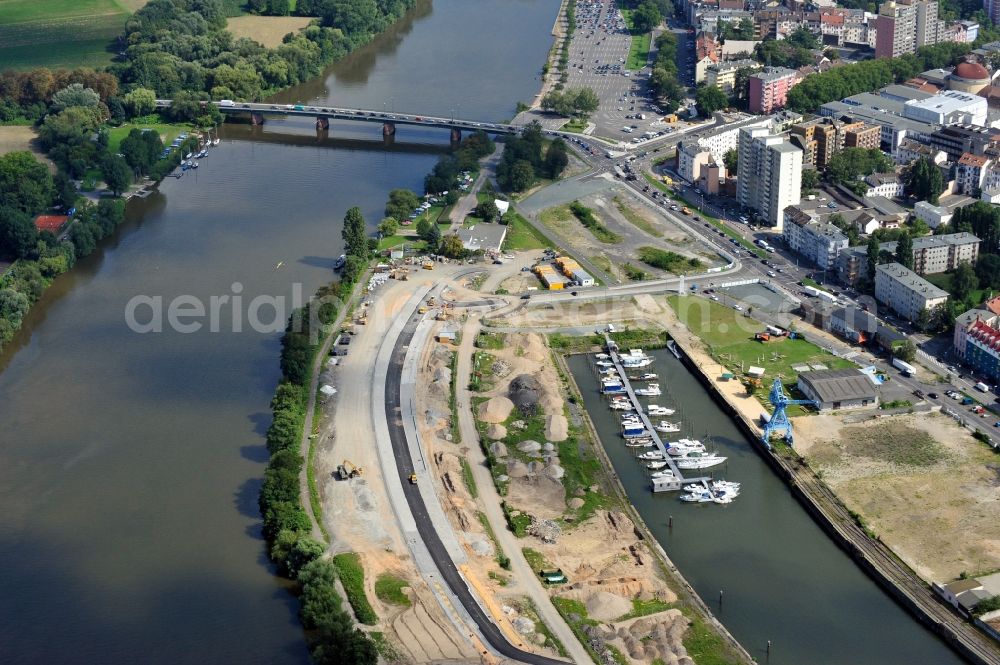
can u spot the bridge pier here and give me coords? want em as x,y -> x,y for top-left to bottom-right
250,112 -> 265,126
450,128 -> 461,144
383,121 -> 396,136
316,116 -> 329,130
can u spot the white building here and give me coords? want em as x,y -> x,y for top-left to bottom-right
737,126 -> 803,229
875,262 -> 949,321
864,172 -> 905,198
783,206 -> 849,269
695,117 -> 772,164
914,200 -> 953,228
903,90 -> 989,126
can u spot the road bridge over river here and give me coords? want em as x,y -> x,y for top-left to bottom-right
155,99 -> 519,141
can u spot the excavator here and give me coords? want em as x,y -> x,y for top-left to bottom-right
335,460 -> 362,480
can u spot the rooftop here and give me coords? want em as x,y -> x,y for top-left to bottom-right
876,263 -> 950,299
798,368 -> 878,403
752,66 -> 799,83
456,224 -> 507,252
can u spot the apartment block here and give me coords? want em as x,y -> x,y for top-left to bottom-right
789,117 -> 869,170
737,126 -> 803,229
956,152 -> 994,194
844,123 -> 880,149
876,0 -> 941,57
930,124 -> 1000,161
783,206 -> 849,270
836,233 -> 981,283
705,59 -> 761,94
748,67 -> 800,114
953,308 -> 997,359
875,262 -> 949,322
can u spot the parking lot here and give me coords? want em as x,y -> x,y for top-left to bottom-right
564,0 -> 678,140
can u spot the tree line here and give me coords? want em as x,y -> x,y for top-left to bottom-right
495,122 -> 568,193
648,32 -> 684,113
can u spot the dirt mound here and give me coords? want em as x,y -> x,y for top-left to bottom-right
508,374 -> 543,412
585,591 -> 631,622
545,414 -> 568,441
490,441 -> 508,458
507,461 -> 529,478
519,335 -> 548,361
486,423 -> 507,440
543,463 -> 565,480
478,396 -> 514,423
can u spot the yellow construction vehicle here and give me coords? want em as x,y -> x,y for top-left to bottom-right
336,460 -> 362,480
408,473 -> 417,484
422,260 -> 435,270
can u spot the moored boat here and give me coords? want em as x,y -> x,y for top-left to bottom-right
654,421 -> 681,433
634,383 -> 661,396
647,405 -> 675,416
674,451 -> 727,469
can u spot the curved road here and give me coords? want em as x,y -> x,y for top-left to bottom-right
383,309 -> 570,665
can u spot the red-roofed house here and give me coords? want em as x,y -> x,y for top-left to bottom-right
33,215 -> 69,234
957,152 -> 993,194
966,318 -> 1000,381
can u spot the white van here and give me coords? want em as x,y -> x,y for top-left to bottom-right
606,324 -> 616,333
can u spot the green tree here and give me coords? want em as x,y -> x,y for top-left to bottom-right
425,222 -> 441,248
341,206 -> 368,258
694,84 -> 728,117
439,233 -> 465,258
895,231 -> 914,270
573,87 -> 599,115
311,621 -> 379,665
475,200 -> 500,222
0,206 -> 39,259
266,0 -> 291,15
866,234 -> 880,284
975,253 -> 1000,289
905,157 -> 944,204
0,151 -> 54,214
953,261 -> 979,301
415,217 -> 432,241
123,87 -> 157,118
801,168 -> 820,191
507,160 -> 536,192
723,148 -> 738,173
50,83 -> 100,112
102,155 -> 132,197
785,26 -> 819,49
631,2 -> 662,32
377,217 -> 398,237
544,139 -> 569,179
894,339 -> 917,362
384,189 -> 420,221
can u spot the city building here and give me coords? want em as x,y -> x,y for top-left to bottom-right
789,117 -> 869,170
819,102 -> 938,153
929,124 -> 1000,161
903,90 -> 988,126
690,116 -> 772,164
864,172 -> 904,198
748,67 -> 801,114
875,0 -> 941,58
953,308 -> 997,359
737,126 -> 803,228
948,59 -> 991,93
874,262 -> 949,321
783,205 -> 849,269
830,306 -> 879,343
965,318 -> 1000,381
913,0 -> 942,48
913,200 -> 954,228
797,368 -> 879,410
836,232 -> 981,283
986,0 -> 1000,31
456,224 -> 507,253
845,123 -> 881,149
676,142 -> 724,193
895,137 -> 949,165
705,59 -> 761,94
956,152 -> 994,194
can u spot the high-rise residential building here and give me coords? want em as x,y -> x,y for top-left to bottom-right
737,126 -> 803,229
747,67 -> 800,114
986,0 -> 1000,29
875,0 -> 940,57
788,117 -> 870,170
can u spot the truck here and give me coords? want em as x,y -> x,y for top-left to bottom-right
976,381 -> 990,392
891,357 -> 916,377
803,285 -> 837,303
681,207 -> 691,215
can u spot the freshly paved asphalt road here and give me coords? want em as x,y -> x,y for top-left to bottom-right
383,310 -> 570,665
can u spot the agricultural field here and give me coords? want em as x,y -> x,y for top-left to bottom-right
0,0 -> 140,70
226,16 -> 312,48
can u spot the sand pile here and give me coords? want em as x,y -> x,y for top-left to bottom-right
517,440 -> 542,454
478,396 -> 514,423
545,414 -> 568,441
489,441 -> 508,458
585,591 -> 631,622
486,423 -> 507,440
519,335 -> 548,362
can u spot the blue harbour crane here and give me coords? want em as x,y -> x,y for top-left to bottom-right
762,378 -> 817,448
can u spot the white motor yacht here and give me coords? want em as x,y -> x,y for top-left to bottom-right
637,451 -> 665,460
674,451 -> 727,469
646,405 -> 675,416
634,383 -> 661,397
654,421 -> 681,433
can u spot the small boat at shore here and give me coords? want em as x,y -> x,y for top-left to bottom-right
628,372 -> 658,381
595,353 -> 610,360
637,450 -> 665,461
609,401 -> 634,411
665,438 -> 705,456
625,439 -> 655,448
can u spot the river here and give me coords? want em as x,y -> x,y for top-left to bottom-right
567,349 -> 964,665
0,1 -> 556,663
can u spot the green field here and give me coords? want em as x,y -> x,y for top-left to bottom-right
626,30 -> 651,70
107,121 -> 187,153
502,211 -> 552,251
0,0 -> 135,70
667,295 -> 854,406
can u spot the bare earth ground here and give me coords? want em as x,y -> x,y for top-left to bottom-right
314,274 -> 483,663
0,126 -> 53,170
794,412 -> 1000,582
226,16 -> 312,48
454,328 -> 696,663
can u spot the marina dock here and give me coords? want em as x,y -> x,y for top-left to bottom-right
602,336 -> 710,492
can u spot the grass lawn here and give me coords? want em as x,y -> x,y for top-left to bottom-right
626,30 -> 651,70
107,121 -> 188,154
503,211 -> 553,251
0,0 -> 133,70
613,196 -> 662,237
374,573 -> 412,608
561,117 -> 588,133
377,232 -> 424,251
667,295 -> 854,406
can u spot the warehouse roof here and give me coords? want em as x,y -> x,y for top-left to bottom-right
798,368 -> 878,404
